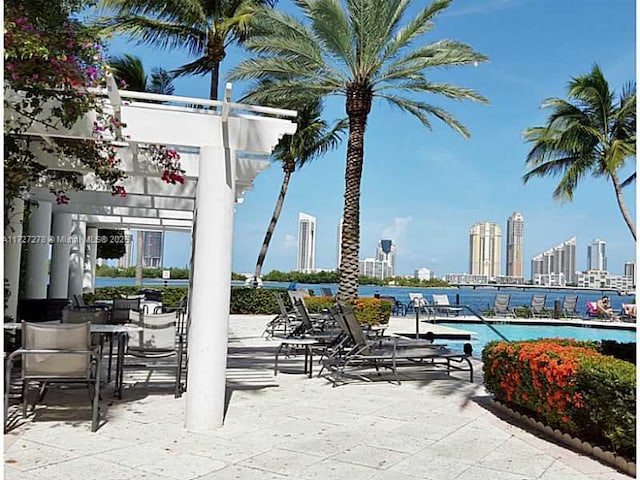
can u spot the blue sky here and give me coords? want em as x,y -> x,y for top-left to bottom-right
103,0 -> 636,277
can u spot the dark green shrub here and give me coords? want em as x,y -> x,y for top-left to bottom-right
229,287 -> 290,314
483,340 -> 635,459
88,286 -> 187,308
598,340 -> 636,364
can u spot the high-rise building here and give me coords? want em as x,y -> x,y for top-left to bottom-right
141,231 -> 164,268
469,222 -> 502,278
624,261 -> 636,286
358,239 -> 395,280
531,237 -> 576,285
586,239 -> 607,271
336,217 -> 343,270
375,239 -> 396,277
117,230 -> 134,268
506,212 -> 524,277
297,212 -> 316,273
414,268 -> 433,281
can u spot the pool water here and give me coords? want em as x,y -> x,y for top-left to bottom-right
439,322 -> 637,357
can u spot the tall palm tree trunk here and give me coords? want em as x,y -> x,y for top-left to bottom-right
210,61 -> 220,101
610,171 -> 636,240
135,230 -> 143,285
338,87 -> 372,301
253,165 -> 294,285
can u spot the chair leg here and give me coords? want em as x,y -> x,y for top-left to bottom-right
92,356 -> 101,432
274,345 -> 282,376
22,380 -> 29,418
32,381 -> 48,411
175,337 -> 184,398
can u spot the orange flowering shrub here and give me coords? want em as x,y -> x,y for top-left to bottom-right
483,339 -> 635,459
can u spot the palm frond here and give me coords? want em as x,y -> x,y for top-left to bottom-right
620,172 -> 636,188
376,79 -> 488,104
108,54 -> 148,91
149,68 -> 175,95
378,94 -> 469,137
100,15 -> 207,57
379,0 -> 450,65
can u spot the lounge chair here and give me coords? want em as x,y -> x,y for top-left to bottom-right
560,296 -> 580,318
323,302 -> 473,386
4,321 -> 101,432
432,294 -> 462,317
406,293 -> 430,315
488,294 -> 515,318
621,303 -> 637,322
320,287 -> 334,297
263,292 -> 299,338
529,294 -> 547,318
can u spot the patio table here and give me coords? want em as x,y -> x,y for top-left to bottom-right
3,323 -> 141,399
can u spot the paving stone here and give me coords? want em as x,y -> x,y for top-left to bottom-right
27,456 -> 164,480
331,444 -> 410,470
387,449 -> 470,480
297,458 -> 384,480
454,465 -> 536,480
4,439 -> 81,471
478,437 -> 555,477
239,448 -> 325,475
196,465 -> 289,479
136,452 -> 227,479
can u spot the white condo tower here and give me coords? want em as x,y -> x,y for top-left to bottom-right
297,212 -> 317,273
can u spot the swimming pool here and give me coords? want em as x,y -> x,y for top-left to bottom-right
439,322 -> 637,357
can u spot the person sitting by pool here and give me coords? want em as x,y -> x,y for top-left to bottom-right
596,296 -> 617,320
622,303 -> 636,319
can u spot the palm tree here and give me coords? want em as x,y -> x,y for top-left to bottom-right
109,54 -> 176,96
109,55 -> 176,284
231,0 -> 488,300
99,0 -> 277,100
250,97 -> 347,287
523,65 -> 636,240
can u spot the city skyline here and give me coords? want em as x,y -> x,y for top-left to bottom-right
531,237 -> 577,286
587,238 -> 607,271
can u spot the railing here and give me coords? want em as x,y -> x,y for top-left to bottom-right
416,302 -> 509,341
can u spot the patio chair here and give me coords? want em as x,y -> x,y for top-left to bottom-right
4,321 -> 101,432
126,310 -> 186,397
560,296 -> 580,318
585,301 -> 600,319
323,302 -> 473,385
379,296 -> 406,316
320,287 -> 334,297
263,292 -> 299,338
406,293 -> 430,315
111,297 -> 141,323
621,303 -> 637,322
62,308 -> 109,325
432,294 -> 462,317
529,294 -> 547,318
488,294 -> 516,318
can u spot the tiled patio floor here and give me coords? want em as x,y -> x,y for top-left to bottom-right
4,315 -> 631,479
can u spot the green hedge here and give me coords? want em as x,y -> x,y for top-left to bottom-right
90,286 -> 393,325
599,340 -> 636,365
229,288 -> 291,314
483,339 -> 635,459
87,286 -> 187,309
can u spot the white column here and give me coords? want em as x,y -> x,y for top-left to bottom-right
48,212 -> 73,298
185,145 -> 235,431
83,226 -> 98,293
24,200 -> 52,298
4,198 -> 25,319
67,217 -> 86,298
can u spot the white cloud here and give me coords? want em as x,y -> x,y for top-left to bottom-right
283,234 -> 297,249
381,217 -> 413,253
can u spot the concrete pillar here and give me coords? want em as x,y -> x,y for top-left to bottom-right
67,217 -> 86,298
48,212 -> 73,298
185,145 -> 235,431
24,200 -> 52,299
4,198 -> 25,319
83,227 -> 98,293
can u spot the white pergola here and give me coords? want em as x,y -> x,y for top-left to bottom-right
4,78 -> 297,430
